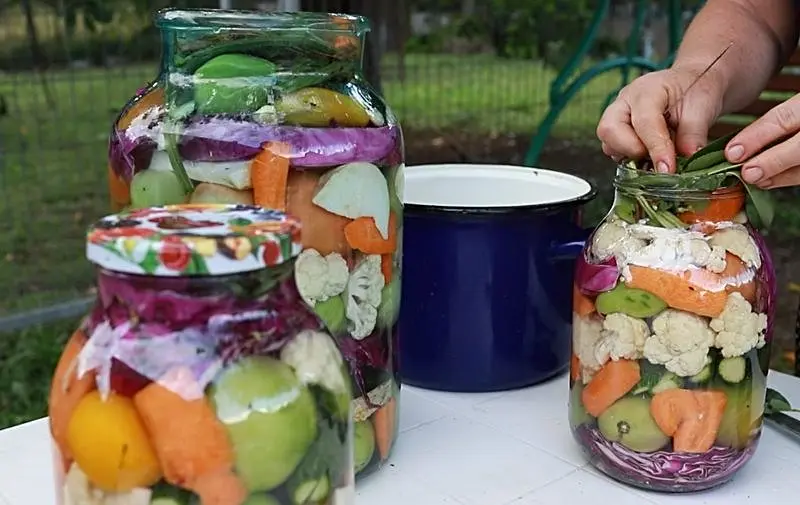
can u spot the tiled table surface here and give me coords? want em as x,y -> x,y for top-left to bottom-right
2,371 -> 799,505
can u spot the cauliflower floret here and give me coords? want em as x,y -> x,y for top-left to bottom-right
595,313 -> 650,363
642,309 -> 714,377
344,255 -> 385,339
687,240 -> 727,273
281,330 -> 348,394
63,463 -> 151,505
294,249 -> 349,305
710,292 -> 768,357
572,313 -> 605,383
591,219 -> 646,263
709,226 -> 761,269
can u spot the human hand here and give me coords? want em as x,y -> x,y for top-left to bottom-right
596,67 -> 726,173
724,94 -> 800,188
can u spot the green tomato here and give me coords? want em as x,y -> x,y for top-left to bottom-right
314,296 -> 347,335
209,356 -> 318,491
377,277 -> 401,329
194,54 -> 277,115
129,169 -> 187,208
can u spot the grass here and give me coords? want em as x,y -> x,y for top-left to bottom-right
0,51 -> 622,429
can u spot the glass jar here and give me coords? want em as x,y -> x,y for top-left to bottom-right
48,204 -> 355,505
107,9 -> 404,478
569,164 -> 775,492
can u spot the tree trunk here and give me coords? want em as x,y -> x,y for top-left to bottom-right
20,0 -> 54,106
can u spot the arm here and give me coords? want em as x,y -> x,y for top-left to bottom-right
672,0 -> 799,114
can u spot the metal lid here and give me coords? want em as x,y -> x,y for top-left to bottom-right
86,204 -> 302,276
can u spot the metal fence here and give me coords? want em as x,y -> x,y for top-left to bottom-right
0,0 -> 672,331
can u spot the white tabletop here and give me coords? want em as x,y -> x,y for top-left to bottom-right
2,371 -> 800,505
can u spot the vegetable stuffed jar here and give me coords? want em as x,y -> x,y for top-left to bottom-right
48,204 -> 355,505
107,9 -> 403,478
569,160 -> 775,492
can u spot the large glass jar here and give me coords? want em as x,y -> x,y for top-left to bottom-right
48,204 -> 355,505
569,164 -> 775,492
107,9 -> 404,478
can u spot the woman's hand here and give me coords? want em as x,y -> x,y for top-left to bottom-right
596,67 -> 727,173
725,94 -> 800,188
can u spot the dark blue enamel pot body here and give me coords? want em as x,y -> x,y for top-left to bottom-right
398,164 -> 596,392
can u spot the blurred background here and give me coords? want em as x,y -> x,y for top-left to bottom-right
1,0 -> 798,428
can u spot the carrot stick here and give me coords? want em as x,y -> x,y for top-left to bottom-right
107,164 -> 131,210
570,353 -> 581,382
133,367 -> 246,505
49,329 -> 96,468
650,389 -> 727,453
581,359 -> 640,417
372,397 -> 397,461
381,253 -> 393,283
251,141 -> 291,211
344,213 -> 398,254
572,284 -> 595,317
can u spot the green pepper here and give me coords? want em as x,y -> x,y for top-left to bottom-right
193,54 -> 277,114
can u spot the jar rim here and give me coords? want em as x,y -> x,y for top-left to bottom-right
613,163 -> 746,201
155,8 -> 370,34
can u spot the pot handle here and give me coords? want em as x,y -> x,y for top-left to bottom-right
548,226 -> 592,261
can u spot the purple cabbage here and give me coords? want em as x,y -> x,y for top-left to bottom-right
749,228 -> 776,342
178,118 -> 400,167
108,127 -> 157,183
576,425 -> 756,490
575,251 -> 619,295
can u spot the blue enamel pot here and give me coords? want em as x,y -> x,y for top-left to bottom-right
398,164 -> 597,392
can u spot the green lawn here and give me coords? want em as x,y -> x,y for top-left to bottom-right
0,52 -> 621,429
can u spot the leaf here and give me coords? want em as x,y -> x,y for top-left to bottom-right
684,131 -> 738,166
765,388 -> 800,415
684,150 -> 726,173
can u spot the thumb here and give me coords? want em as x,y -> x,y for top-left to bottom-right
674,102 -> 717,156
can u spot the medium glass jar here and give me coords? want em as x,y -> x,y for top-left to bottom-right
569,164 -> 775,492
48,204 -> 355,505
107,9 -> 404,478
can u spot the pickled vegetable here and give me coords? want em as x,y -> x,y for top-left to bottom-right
569,157 -> 776,492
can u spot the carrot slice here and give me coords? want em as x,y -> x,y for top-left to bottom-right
381,253 -> 393,283
344,213 -> 398,254
626,265 -> 729,318
286,170 -> 352,257
581,359 -> 640,417
650,388 -> 727,453
678,187 -> 745,224
49,329 -> 96,468
572,284 -> 596,317
118,87 -> 164,130
133,367 -> 244,504
570,353 -> 581,382
372,397 -> 397,461
251,141 -> 291,211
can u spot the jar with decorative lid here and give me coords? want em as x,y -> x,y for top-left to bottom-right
48,204 -> 354,505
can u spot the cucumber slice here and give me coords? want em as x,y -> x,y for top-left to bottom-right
719,356 -> 747,384
651,372 -> 682,394
688,363 -> 713,384
292,476 -> 330,505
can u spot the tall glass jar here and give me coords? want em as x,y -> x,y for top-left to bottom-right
49,204 -> 355,505
569,164 -> 775,492
107,9 -> 404,478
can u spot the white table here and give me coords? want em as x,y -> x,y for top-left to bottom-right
3,372 -> 800,505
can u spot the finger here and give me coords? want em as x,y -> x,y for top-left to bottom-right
758,165 -> 800,189
597,101 -> 648,161
726,94 -> 800,163
601,142 -> 623,163
738,131 -> 800,184
673,101 -> 715,157
629,92 -> 676,172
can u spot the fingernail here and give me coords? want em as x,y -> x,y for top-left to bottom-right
657,161 -> 669,173
727,144 -> 744,161
743,166 -> 763,183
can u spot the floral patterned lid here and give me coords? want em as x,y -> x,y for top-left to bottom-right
86,204 -> 303,276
